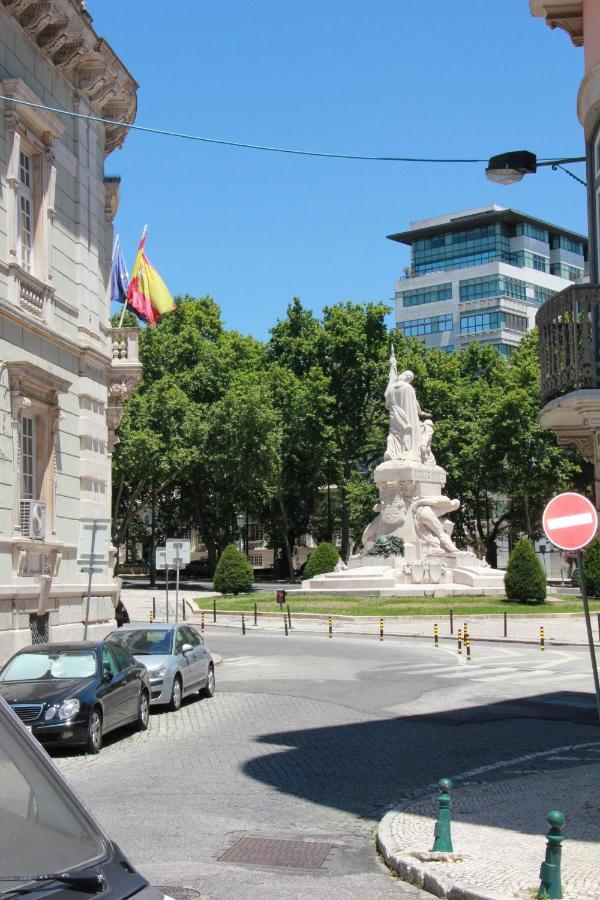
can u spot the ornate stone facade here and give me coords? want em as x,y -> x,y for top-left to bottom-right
0,1 -> 141,659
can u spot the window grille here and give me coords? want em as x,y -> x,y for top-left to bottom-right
29,613 -> 49,644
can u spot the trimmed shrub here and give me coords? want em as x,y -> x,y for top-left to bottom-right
583,536 -> 600,597
303,542 -> 340,580
504,538 -> 546,602
213,544 -> 254,595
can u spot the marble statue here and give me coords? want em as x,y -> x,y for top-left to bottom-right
412,496 -> 460,553
384,348 -> 425,462
420,418 -> 436,466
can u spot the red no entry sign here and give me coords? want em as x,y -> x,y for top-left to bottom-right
542,492 -> 598,551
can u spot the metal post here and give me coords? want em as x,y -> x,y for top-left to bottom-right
537,810 -> 565,899
201,611 -> 205,633
175,562 -> 180,622
83,520 -> 97,641
449,608 -> 453,635
182,594 -> 186,621
287,603 -> 292,629
165,568 -> 169,623
254,602 -> 258,627
457,627 -> 462,655
149,608 -> 154,623
328,616 -> 333,638
213,596 -> 217,623
434,623 -> 439,648
242,614 -> 246,635
152,596 -> 156,620
597,612 -> 600,641
379,618 -> 384,641
504,611 -> 507,638
466,634 -> 471,661
284,615 -> 288,636
431,778 -> 454,852
540,626 -> 545,652
463,622 -> 468,641
577,549 -> 600,723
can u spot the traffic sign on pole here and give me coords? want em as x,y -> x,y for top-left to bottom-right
542,492 -> 598,551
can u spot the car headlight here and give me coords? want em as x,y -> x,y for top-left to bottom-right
44,706 -> 57,721
58,699 -> 80,721
149,664 -> 166,679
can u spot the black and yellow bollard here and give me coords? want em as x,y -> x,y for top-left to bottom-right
254,601 -> 258,627
379,618 -> 384,641
242,614 -> 246,635
463,622 -> 468,640
284,615 -> 288,636
328,616 -> 333,639
201,611 -> 205,633
540,626 -> 545,652
149,608 -> 154,623
457,627 -> 462,655
434,623 -> 439,648
466,634 -> 471,661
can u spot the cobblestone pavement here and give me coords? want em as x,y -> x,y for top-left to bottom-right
384,760 -> 600,899
52,630 -> 600,898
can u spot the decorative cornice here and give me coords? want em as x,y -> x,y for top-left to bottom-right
2,0 -> 138,155
529,1 -> 583,47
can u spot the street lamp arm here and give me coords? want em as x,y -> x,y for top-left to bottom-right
537,156 -> 585,167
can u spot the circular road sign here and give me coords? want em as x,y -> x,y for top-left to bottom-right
542,492 -> 598,551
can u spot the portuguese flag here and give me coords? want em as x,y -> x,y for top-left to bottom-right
126,227 -> 175,326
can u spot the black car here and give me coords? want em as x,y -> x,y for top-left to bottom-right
0,694 -> 168,900
0,641 -> 150,754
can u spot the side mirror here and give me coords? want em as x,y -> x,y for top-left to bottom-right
102,668 -> 113,683
181,643 -> 193,655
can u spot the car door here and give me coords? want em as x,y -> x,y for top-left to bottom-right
109,643 -> 140,722
181,626 -> 208,687
173,626 -> 195,694
98,645 -> 126,730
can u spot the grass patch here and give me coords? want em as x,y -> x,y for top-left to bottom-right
194,592 -> 600,617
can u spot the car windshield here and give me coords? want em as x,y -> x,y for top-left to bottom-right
109,629 -> 173,656
0,699 -> 106,891
0,651 -> 97,683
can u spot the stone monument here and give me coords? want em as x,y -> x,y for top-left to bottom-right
302,347 -> 505,595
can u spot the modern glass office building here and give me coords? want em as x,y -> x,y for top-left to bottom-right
388,205 -> 588,355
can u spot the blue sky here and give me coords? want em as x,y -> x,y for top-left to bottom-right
91,0 -> 587,339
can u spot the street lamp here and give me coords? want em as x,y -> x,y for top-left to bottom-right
486,150 -> 586,186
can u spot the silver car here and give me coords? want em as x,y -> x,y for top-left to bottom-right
106,623 -> 215,711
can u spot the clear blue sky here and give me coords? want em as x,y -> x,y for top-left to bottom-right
91,0 -> 587,339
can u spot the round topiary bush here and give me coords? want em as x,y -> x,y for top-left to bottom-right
213,544 -> 254,595
504,538 -> 546,602
583,536 -> 600,597
302,542 -> 340,580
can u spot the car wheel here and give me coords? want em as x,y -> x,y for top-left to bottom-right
201,664 -> 215,698
86,708 -> 103,754
137,690 -> 150,731
169,675 -> 182,712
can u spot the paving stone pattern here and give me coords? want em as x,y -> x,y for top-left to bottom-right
387,760 -> 600,899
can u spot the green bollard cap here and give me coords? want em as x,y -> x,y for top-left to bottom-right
438,777 -> 454,792
547,810 -> 566,829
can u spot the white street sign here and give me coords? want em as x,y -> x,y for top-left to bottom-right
155,547 -> 167,570
77,520 -> 110,566
166,538 -> 191,567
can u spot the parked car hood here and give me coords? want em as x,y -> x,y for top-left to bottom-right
0,678 -> 94,705
133,654 -> 172,672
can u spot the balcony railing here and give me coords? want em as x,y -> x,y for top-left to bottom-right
20,500 -> 47,541
110,327 -> 140,363
536,284 -> 600,406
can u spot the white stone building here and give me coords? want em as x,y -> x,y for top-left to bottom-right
0,0 -> 141,659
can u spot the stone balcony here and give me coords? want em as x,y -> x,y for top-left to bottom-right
107,327 -> 142,448
536,284 -> 600,500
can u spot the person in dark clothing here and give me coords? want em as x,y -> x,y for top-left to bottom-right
115,599 -> 130,628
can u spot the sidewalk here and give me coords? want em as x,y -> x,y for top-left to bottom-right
378,759 -> 600,899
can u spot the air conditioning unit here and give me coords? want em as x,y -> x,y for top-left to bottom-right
20,500 -> 47,541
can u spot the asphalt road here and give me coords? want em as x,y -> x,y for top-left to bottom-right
53,629 -> 599,899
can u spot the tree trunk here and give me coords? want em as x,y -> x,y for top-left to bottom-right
340,483 -> 350,562
277,496 -> 295,582
484,538 -> 498,569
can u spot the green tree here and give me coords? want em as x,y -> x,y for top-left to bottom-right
213,544 -> 254,594
504,538 -> 547,601
583,537 -> 600,597
303,541 -> 340,580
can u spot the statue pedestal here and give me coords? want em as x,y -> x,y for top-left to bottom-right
301,459 -> 505,596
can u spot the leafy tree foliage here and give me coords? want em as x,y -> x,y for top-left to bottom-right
583,537 -> 600,597
213,544 -> 254,594
303,542 -> 340,580
504,538 -> 547,601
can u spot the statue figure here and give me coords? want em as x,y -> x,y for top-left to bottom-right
367,535 -> 405,557
420,419 -> 436,467
384,348 -> 425,462
334,558 -> 348,573
412,496 -> 460,553
360,483 -> 407,550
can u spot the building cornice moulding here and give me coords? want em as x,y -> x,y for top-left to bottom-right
577,60 -> 600,136
529,0 -> 584,46
1,77 -> 63,139
1,0 -> 138,155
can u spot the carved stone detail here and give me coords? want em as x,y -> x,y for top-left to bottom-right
21,1 -> 54,35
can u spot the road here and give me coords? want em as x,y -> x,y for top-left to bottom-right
54,629 -> 599,899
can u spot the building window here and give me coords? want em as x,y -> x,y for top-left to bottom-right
21,415 -> 36,500
460,309 -> 527,334
549,262 -> 583,280
398,314 -> 453,337
550,235 -> 584,255
17,149 -> 34,273
515,222 -> 549,243
401,283 -> 452,307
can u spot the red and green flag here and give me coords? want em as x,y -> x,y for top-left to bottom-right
126,228 -> 175,326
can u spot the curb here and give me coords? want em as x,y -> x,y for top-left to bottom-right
377,810 -> 508,900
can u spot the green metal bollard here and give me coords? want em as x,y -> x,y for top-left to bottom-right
537,810 -> 565,899
431,777 -> 454,852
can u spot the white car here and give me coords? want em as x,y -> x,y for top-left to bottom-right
107,623 -> 215,710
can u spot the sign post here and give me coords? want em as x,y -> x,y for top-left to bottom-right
543,492 -> 600,723
78,520 -> 110,640
156,547 -> 168,621
166,539 -> 191,622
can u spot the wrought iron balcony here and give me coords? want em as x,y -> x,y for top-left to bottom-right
536,284 -> 600,406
